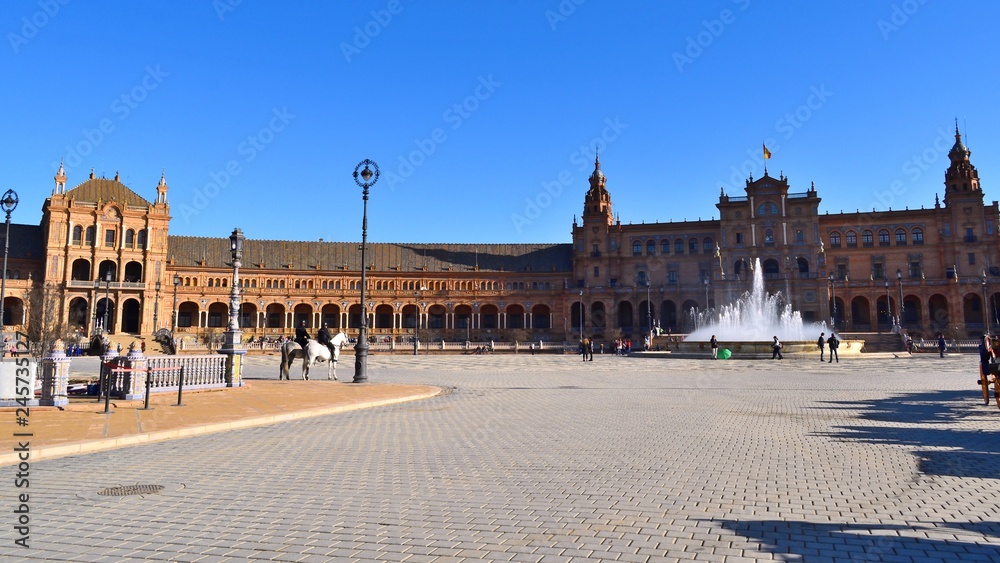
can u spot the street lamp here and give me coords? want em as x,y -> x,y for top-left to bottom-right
982,270 -> 991,335
153,281 -> 161,331
896,268 -> 904,329
171,274 -> 181,333
0,189 -> 18,339
578,290 -> 584,339
884,277 -> 892,331
828,273 -> 837,329
413,285 -> 426,356
353,159 -> 379,383
103,270 -> 112,334
227,228 -> 244,332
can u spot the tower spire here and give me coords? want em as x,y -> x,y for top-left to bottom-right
53,159 -> 67,195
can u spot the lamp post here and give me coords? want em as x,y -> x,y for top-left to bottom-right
982,271 -> 991,335
153,281 -> 161,331
353,159 -> 379,383
0,189 -> 18,339
103,270 -> 112,334
413,286 -> 426,356
578,290 -> 584,340
171,274 -> 181,333
896,268 -> 904,329
884,277 -> 892,331
828,273 -> 837,329
221,227 -> 246,387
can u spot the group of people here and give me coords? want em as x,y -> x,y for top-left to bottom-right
815,332 -> 840,363
294,321 -> 339,357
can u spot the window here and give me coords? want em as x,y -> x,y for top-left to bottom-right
969,253 -> 976,265
836,264 -> 847,280
124,229 -> 135,248
846,231 -> 857,247
72,225 -> 82,245
208,312 -> 224,327
912,228 -> 923,245
796,230 -> 805,244
104,229 -> 115,248
661,240 -> 669,254
177,312 -> 192,328
895,229 -> 907,245
646,240 -> 655,255
592,244 -> 599,256
757,202 -> 778,216
674,240 -> 683,254
593,266 -> 599,278
668,270 -> 678,283
830,232 -> 841,248
632,241 -> 641,256
85,226 -> 96,246
703,237 -> 713,253
689,238 -> 698,254
735,232 -> 743,245
862,230 -> 873,247
909,262 -> 921,278
610,278 -> 618,288
764,229 -> 774,244
872,263 -> 884,279
965,227 -> 977,243
637,271 -> 647,285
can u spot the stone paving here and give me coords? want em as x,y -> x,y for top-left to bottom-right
1,352 -> 999,561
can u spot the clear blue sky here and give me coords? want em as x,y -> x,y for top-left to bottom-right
4,0 -> 999,244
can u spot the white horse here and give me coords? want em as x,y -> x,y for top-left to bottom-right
279,332 -> 349,380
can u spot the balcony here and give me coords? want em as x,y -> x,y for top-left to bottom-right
66,280 -> 146,290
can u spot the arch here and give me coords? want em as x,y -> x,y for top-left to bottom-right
72,225 -> 83,245
928,294 -> 949,331
1,296 -> 25,326
660,239 -> 670,255
428,304 -> 446,329
374,304 -> 393,329
71,259 -> 91,281
638,299 -> 654,330
876,295 -> 895,330
240,302 -> 257,329
674,239 -> 684,254
122,298 -> 141,333
348,304 -> 364,329
911,227 -> 924,244
688,237 -> 698,254
963,293 -> 984,329
531,304 -> 550,329
762,258 -> 780,277
845,230 -> 857,246
590,301 -> 606,328
67,297 -> 89,332
829,231 -> 841,246
894,228 -> 907,245
265,303 -> 285,328
454,304 -> 473,332
176,301 -> 198,329
646,240 -> 655,255
660,300 -> 677,332
321,304 -> 341,328
832,297 -> 845,329
617,301 -> 633,330
207,302 -> 228,328
733,258 -> 750,280
850,296 -> 871,331
95,297 -> 116,333
97,260 -> 117,281
123,261 -> 143,283
902,295 -> 922,326
571,300 -> 585,333
294,304 -> 313,328
481,304 -> 499,329
680,299 -> 698,332
632,241 -> 641,256
796,256 -> 810,274
506,304 -> 525,329
861,229 -> 873,246
403,304 -> 419,329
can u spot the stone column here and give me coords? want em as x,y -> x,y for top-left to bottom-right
120,341 -> 148,400
40,339 -> 70,407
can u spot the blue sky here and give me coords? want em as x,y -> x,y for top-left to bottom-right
4,0 -> 999,244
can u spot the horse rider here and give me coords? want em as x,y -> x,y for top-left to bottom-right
317,323 -> 336,359
294,321 -> 310,349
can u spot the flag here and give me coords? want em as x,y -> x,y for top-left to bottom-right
763,144 -> 772,160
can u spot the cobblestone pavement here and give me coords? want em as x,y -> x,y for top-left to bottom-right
2,353 -> 1000,561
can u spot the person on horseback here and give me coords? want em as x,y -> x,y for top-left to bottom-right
294,321 -> 310,349
317,322 -> 336,359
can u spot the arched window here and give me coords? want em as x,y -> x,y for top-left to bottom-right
895,228 -> 907,245
703,237 -> 713,253
72,225 -> 83,245
757,202 -> 779,216
632,241 -> 641,256
830,231 -> 841,247
674,240 -> 684,254
660,239 -> 670,254
85,226 -> 96,246
124,229 -> 135,248
912,227 -> 924,245
136,229 -> 147,249
861,230 -> 873,246
646,240 -> 655,255
688,238 -> 698,254
878,229 -> 890,245
846,231 -> 857,247
764,229 -> 774,244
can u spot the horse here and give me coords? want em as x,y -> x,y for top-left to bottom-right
279,332 -> 350,381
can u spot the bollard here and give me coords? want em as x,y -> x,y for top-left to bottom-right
139,367 -> 154,411
102,368 -> 115,414
174,366 -> 185,407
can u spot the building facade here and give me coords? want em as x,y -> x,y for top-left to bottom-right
3,127 -> 999,345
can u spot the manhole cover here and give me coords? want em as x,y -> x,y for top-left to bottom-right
98,484 -> 164,497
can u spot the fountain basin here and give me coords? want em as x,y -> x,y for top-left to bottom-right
653,338 -> 865,359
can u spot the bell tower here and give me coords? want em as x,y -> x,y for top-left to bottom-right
582,153 -> 614,226
943,121 -> 983,207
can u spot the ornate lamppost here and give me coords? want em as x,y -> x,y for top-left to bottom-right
982,270 -> 991,335
153,281 -> 161,331
171,274 -> 181,333
103,270 -> 112,334
0,189 -> 19,339
353,159 -> 379,383
896,268 -> 904,329
578,290 -> 584,340
413,286 -> 426,356
828,273 -> 837,330
221,227 -> 245,387
884,277 -> 892,332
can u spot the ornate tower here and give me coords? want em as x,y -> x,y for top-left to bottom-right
582,153 -> 614,226
943,122 -> 982,207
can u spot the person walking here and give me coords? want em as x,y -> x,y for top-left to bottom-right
710,335 -> 718,360
581,337 -> 589,361
817,332 -> 826,362
771,336 -> 783,360
828,333 -> 839,363
979,334 -> 995,405
937,332 -> 947,358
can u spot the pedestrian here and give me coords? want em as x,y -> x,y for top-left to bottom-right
905,334 -> 914,355
582,337 -> 589,361
771,336 -> 783,360
600,343 -> 604,354
1,337 -> 7,358
710,335 -> 718,360
979,334 -> 996,405
529,342 -> 535,355
828,333 -> 839,363
140,340 -> 146,353
817,332 -> 826,362
937,332 -> 946,358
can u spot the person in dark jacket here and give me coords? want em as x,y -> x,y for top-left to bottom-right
295,321 -> 310,349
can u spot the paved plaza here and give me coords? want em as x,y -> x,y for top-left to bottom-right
2,352 -> 1000,562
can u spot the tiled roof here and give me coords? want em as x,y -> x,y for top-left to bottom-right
4,224 -> 44,260
167,236 -> 573,273
65,178 -> 150,207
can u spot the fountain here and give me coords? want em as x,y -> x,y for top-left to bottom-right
664,258 -> 864,358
